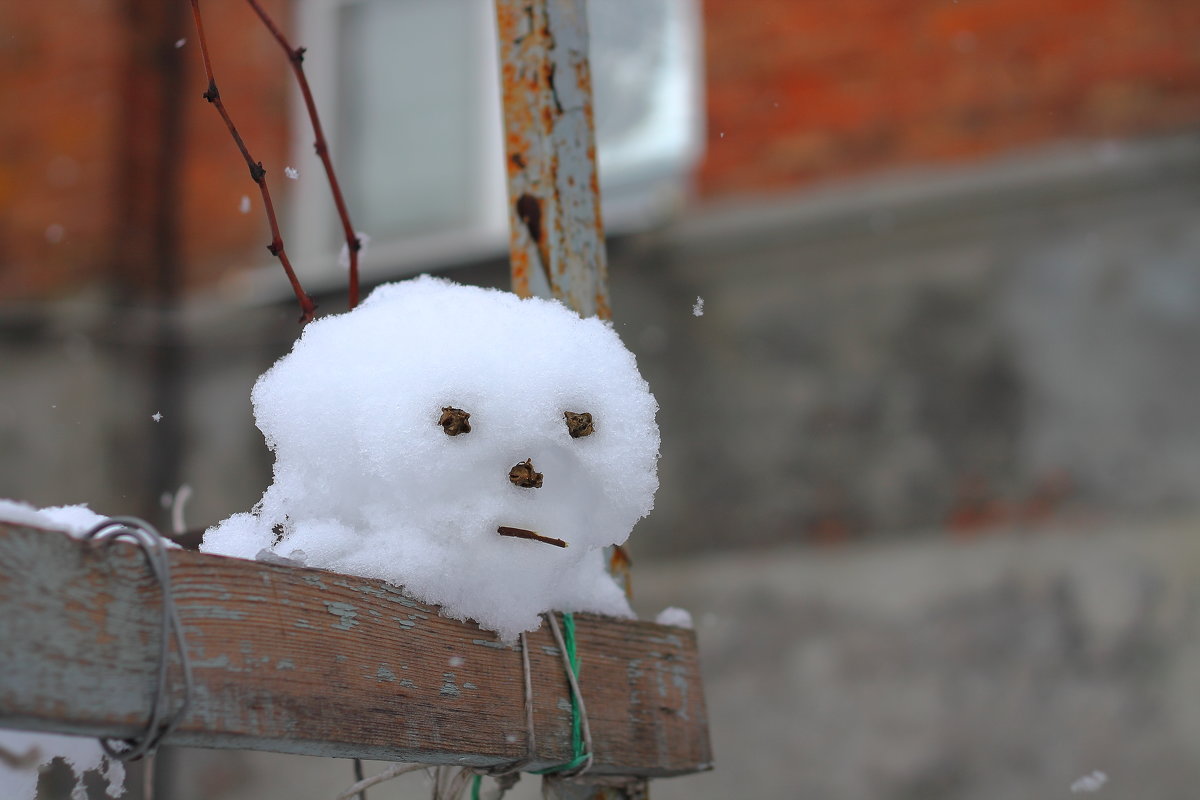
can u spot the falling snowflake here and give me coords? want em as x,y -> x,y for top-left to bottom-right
151,412 -> 163,423
338,232 -> 371,270
692,297 -> 705,317
284,166 -> 299,180
239,195 -> 251,214
174,38 -> 186,49
1070,771 -> 1107,793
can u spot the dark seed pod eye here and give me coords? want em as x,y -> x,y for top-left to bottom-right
564,411 -> 594,438
438,407 -> 471,436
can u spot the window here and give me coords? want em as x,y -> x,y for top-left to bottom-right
284,0 -> 703,292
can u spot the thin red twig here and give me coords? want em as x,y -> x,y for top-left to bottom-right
188,0 -> 317,324
244,0 -> 362,310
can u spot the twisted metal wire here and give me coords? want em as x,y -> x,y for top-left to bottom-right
83,517 -> 194,762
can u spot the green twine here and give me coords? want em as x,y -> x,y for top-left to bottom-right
531,611 -> 587,774
474,612 -> 586,798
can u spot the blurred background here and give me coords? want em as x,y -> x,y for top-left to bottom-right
4,0 -> 1200,797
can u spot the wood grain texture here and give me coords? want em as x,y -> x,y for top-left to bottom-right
0,523 -> 711,777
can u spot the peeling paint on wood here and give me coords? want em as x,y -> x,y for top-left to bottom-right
0,523 -> 711,776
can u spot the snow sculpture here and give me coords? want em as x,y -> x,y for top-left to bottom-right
202,276 -> 659,641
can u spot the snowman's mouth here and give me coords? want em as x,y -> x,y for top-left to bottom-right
497,526 -> 568,548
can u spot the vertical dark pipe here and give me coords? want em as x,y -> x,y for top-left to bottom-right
107,1 -> 189,796
108,0 -> 189,521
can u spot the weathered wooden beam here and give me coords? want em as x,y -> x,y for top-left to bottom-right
0,522 -> 711,777
495,0 -> 611,319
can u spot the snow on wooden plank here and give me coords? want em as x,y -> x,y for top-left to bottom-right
0,522 -> 711,777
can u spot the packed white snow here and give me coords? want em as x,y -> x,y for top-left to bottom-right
1070,771 -> 1108,793
0,500 -> 108,537
203,276 -> 660,641
655,606 -> 694,629
338,232 -> 371,271
0,500 -> 179,549
692,296 -> 704,317
0,501 -> 128,799
0,730 -> 125,800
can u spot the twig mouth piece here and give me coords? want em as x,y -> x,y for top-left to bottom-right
497,526 -> 568,548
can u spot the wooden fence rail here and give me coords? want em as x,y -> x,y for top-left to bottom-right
0,522 -> 711,778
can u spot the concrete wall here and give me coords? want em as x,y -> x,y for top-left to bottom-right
5,134 -> 1200,797
619,134 -> 1200,552
4,135 -> 1200,550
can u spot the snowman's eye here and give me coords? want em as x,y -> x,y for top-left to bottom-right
564,411 -> 594,438
438,407 -> 472,436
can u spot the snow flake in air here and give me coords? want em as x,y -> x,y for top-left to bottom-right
338,232 -> 370,271
1070,771 -> 1107,793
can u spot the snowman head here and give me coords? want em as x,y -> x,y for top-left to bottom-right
208,276 -> 659,640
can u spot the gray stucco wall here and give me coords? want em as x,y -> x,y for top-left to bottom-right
5,134 -> 1200,798
5,135 -> 1200,559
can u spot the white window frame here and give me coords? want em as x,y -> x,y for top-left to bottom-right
266,0 -> 703,297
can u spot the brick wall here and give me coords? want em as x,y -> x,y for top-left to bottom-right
0,0 -> 293,299
700,0 -> 1200,196
178,0 -> 293,289
0,1 -> 121,297
4,1 -> 1200,299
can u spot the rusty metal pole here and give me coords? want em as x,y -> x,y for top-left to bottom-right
495,3 -> 639,797
495,0 -> 612,320
495,0 -> 632,593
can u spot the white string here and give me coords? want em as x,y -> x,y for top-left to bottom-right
333,763 -> 427,800
543,612 -> 593,778
466,629 -> 537,798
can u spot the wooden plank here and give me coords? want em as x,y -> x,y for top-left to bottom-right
495,0 -> 611,319
0,523 -> 711,777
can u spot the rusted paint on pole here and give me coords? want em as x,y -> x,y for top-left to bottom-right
495,0 -> 612,321
495,5 -> 643,795
496,0 -> 631,600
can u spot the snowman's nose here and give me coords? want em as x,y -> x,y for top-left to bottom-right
509,458 -> 543,489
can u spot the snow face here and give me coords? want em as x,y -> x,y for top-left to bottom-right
202,276 -> 660,641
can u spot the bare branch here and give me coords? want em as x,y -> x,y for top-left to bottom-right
188,0 -> 317,324
244,0 -> 363,310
